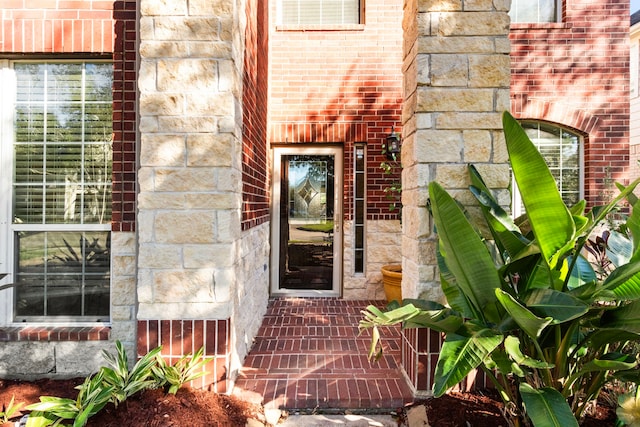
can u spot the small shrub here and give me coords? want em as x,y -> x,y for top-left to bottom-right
153,346 -> 212,394
26,371 -> 112,427
1,395 -> 24,424
100,341 -> 162,406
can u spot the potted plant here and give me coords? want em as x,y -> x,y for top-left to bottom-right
380,127 -> 403,302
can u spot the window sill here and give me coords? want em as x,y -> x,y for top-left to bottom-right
510,23 -> 572,31
276,24 -> 365,32
0,326 -> 111,342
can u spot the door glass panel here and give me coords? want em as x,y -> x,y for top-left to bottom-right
279,155 -> 335,290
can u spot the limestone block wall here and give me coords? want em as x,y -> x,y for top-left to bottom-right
137,0 -> 248,390
231,223 -> 270,374
137,0 -> 243,319
343,220 -> 401,300
401,0 -> 511,302
400,0 -> 511,394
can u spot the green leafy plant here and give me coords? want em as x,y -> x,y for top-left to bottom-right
25,371 -> 113,427
100,340 -> 162,406
1,395 -> 24,424
360,111 -> 640,427
380,145 -> 402,216
152,346 -> 212,394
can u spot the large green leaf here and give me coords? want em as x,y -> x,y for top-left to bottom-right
468,165 -> 529,260
524,289 -> 588,324
503,111 -> 576,269
504,335 -> 554,369
403,309 -> 464,333
606,231 -> 633,267
519,383 -> 579,427
601,300 -> 640,333
496,289 -> 553,339
627,198 -> 640,260
437,240 -> 476,318
576,353 -> 636,375
564,353 -> 637,393
583,328 -> 640,351
600,260 -> 640,300
429,181 -> 502,322
566,255 -> 596,290
433,329 -> 503,396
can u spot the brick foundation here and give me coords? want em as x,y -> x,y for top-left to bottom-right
137,319 -> 231,393
402,328 -> 494,395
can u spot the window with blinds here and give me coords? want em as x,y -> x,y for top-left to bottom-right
509,0 -> 560,23
11,62 -> 112,321
280,0 -> 361,25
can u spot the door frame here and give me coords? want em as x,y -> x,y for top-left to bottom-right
270,145 -> 343,297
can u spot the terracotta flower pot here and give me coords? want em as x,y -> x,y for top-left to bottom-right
381,264 -> 402,303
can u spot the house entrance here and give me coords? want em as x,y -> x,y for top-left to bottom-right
270,146 -> 343,297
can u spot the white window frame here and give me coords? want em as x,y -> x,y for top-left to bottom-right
509,0 -> 562,24
277,0 -> 362,26
631,41 -> 639,99
512,121 -> 584,218
0,60 -> 112,327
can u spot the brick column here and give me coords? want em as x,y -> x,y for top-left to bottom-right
401,0 -> 511,394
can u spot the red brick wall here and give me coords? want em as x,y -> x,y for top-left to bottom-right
268,0 -> 403,220
111,1 -> 138,232
510,0 -> 630,207
0,0 -> 138,232
1,0 -> 113,53
242,0 -> 270,231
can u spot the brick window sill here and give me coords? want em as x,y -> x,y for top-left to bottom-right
510,23 -> 572,31
0,326 -> 111,342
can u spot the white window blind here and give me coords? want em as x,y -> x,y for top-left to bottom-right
280,0 -> 360,25
509,0 -> 559,23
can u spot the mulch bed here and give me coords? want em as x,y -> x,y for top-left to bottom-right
0,378 -> 618,426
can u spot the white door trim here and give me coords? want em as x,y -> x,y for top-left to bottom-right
270,145 -> 343,297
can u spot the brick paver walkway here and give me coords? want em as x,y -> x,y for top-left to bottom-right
232,298 -> 414,410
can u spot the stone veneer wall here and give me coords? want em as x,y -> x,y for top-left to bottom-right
137,0 -> 264,391
342,220 -> 401,300
400,0 -> 511,393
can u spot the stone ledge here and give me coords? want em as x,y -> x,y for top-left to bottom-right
0,326 -> 111,342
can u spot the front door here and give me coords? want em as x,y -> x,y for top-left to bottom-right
270,146 -> 342,297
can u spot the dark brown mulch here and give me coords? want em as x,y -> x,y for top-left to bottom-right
0,378 -> 260,427
409,389 -> 617,427
0,378 -> 618,426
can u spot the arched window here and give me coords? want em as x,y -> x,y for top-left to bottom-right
512,121 -> 583,217
509,0 -> 560,23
